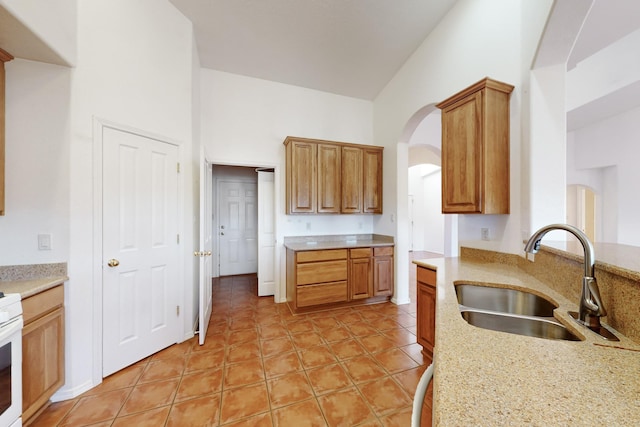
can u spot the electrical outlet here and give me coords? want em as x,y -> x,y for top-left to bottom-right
481,228 -> 489,241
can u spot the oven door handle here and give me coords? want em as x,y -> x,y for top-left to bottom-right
0,316 -> 23,343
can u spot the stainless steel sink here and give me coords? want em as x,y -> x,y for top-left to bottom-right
455,284 -> 582,341
456,283 -> 557,317
459,309 -> 582,341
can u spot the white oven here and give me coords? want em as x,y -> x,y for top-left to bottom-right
0,293 -> 23,427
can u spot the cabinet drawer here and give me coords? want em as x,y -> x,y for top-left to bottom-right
297,281 -> 347,307
22,285 -> 64,325
417,267 -> 437,287
374,246 -> 393,257
297,260 -> 347,285
297,249 -> 347,263
349,248 -> 372,259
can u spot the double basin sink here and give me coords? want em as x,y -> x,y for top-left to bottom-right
455,283 -> 582,341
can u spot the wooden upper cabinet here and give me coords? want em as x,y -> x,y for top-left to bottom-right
341,146 -> 363,213
285,139 -> 317,213
363,148 -> 383,213
284,136 -> 383,214
0,48 -> 14,217
317,143 -> 341,213
436,77 -> 513,214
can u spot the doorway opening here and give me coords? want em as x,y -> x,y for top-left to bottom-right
396,105 -> 458,306
210,164 -> 276,298
566,184 -> 597,243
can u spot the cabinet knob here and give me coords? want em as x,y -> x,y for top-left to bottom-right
107,259 -> 120,267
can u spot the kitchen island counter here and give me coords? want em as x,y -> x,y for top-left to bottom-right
414,255 -> 640,426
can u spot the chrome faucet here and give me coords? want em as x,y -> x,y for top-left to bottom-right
524,224 -> 607,329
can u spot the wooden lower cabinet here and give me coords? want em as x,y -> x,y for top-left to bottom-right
349,248 -> 373,300
287,245 -> 394,313
416,265 -> 436,427
22,285 -> 65,424
373,247 -> 393,296
416,266 -> 436,361
297,281 -> 347,307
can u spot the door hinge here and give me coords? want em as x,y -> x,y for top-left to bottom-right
176,305 -> 180,316
177,162 -> 180,173
177,234 -> 180,244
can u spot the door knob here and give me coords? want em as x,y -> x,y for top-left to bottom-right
220,232 -> 225,235
206,251 -> 212,256
107,259 -> 120,267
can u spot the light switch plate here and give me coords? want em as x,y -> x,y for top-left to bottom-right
38,234 -> 52,250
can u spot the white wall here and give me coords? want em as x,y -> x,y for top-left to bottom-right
61,0 -> 195,398
2,59 -> 71,264
373,0 -> 553,301
568,106 -> 640,245
200,69 -> 376,300
564,24 -> 640,246
527,64 -> 567,234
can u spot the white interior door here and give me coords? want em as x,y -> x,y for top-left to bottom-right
198,154 -> 213,345
102,127 -> 180,377
218,180 -> 258,276
257,171 -> 275,296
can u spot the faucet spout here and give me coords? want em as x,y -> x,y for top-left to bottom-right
524,224 -> 607,327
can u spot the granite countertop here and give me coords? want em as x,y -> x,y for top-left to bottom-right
0,263 -> 67,299
413,257 -> 640,426
283,234 -> 394,251
0,277 -> 66,299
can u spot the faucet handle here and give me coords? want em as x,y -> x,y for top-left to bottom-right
584,277 -> 607,317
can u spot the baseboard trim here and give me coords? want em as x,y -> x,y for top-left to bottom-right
51,379 -> 95,402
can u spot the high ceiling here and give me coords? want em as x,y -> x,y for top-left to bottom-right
169,0 -> 459,100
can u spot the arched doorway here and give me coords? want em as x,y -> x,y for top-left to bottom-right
395,104 -> 458,305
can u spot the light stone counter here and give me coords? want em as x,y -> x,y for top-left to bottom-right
414,257 -> 640,426
283,233 -> 394,251
0,262 -> 67,299
0,277 -> 67,299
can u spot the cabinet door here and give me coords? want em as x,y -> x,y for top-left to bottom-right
341,146 -> 363,213
22,308 -> 65,422
416,282 -> 435,360
416,266 -> 436,361
373,255 -> 393,296
317,143 -> 341,213
441,91 -> 483,213
287,140 -> 317,213
363,148 -> 383,214
349,257 -> 372,300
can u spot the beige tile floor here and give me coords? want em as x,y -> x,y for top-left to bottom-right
32,258 -> 436,426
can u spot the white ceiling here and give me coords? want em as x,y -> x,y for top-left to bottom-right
568,0 -> 640,70
0,5 -> 69,66
169,0 -> 458,100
